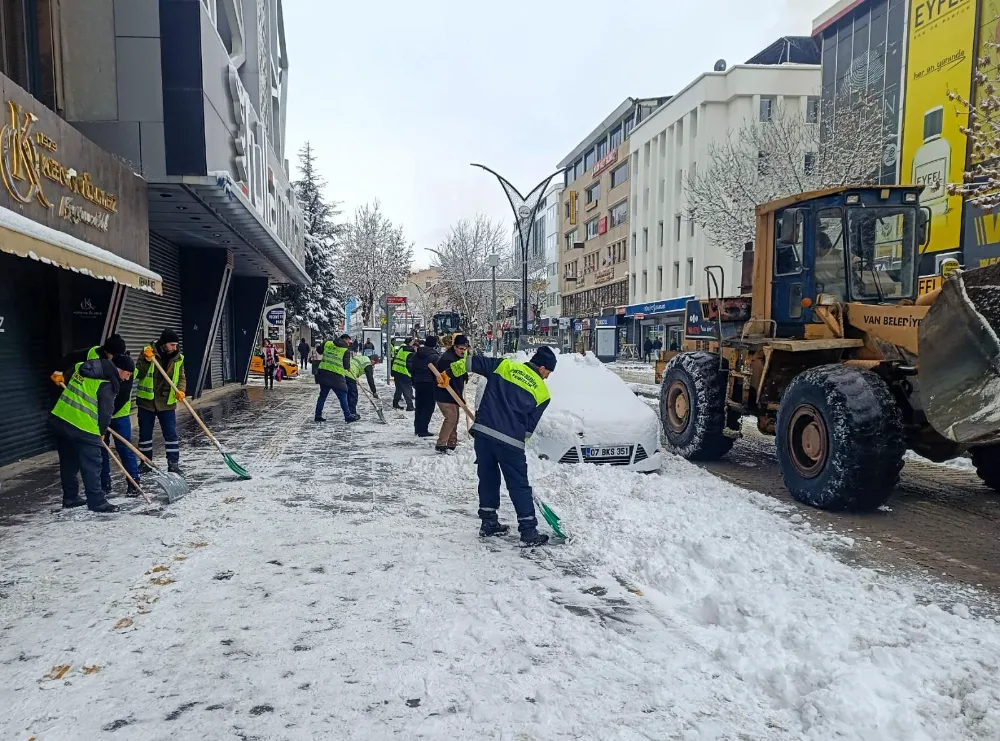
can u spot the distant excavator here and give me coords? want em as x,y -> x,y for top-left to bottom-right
432,311 -> 464,348
659,185 -> 1000,511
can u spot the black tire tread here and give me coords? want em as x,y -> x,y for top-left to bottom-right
660,351 -> 734,461
776,364 -> 904,511
971,447 -> 1000,492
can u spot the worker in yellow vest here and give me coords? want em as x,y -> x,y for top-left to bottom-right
135,329 -> 186,475
99,353 -> 141,497
315,335 -> 354,423
49,348 -> 134,513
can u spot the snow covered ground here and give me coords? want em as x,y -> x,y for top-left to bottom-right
2,378 -> 1000,740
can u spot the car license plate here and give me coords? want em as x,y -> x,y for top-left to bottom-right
583,446 -> 631,459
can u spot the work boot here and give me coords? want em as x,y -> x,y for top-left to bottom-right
125,482 -> 141,498
519,528 -> 549,547
479,519 -> 510,537
405,406 -> 414,412
62,497 -> 87,509
435,446 -> 448,454
167,461 -> 184,476
139,460 -> 153,475
101,480 -> 112,495
315,416 -> 327,423
392,403 -> 403,410
345,416 -> 359,424
89,501 -> 120,513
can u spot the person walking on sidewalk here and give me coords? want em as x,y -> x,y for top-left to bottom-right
643,336 -> 653,363
315,334 -> 355,423
432,334 -> 470,453
408,335 -> 441,438
391,340 -> 415,411
348,351 -> 379,418
468,346 -> 557,546
100,354 -> 141,498
262,338 -> 280,390
310,342 -> 323,381
135,329 -> 186,476
49,353 -> 133,512
298,338 -> 310,369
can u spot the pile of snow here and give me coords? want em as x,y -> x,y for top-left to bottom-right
513,351 -> 659,455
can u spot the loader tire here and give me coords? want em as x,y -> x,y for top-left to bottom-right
660,351 -> 734,461
776,365 -> 904,511
970,446 -> 1000,492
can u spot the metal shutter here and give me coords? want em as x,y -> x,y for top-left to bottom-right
220,290 -> 233,382
0,254 -> 62,466
116,235 -> 184,355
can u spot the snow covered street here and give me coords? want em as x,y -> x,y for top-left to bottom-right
4,378 -> 1000,740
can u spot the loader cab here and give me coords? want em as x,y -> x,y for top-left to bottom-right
763,187 -> 926,336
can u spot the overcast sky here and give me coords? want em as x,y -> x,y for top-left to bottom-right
284,0 -> 834,269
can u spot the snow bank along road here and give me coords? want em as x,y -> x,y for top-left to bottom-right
2,379 -> 1000,739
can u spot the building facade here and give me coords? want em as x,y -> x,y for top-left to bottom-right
0,0 -> 307,470
399,267 -> 441,335
558,97 -> 669,353
626,63 -> 821,349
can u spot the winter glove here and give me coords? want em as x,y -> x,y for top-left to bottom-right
50,371 -> 65,386
175,390 -> 186,402
143,346 -> 154,361
436,371 -> 450,389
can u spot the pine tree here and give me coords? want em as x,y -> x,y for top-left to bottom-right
277,142 -> 345,337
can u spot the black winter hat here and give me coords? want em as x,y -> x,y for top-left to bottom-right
113,354 -> 135,374
339,333 -> 352,341
158,328 -> 180,345
453,334 -> 470,348
529,346 -> 557,373
103,333 -> 127,356
425,335 -> 439,348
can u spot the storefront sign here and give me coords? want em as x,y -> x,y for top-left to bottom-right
386,296 -> 408,305
0,78 -> 148,265
592,149 -> 619,180
568,190 -> 578,226
264,303 -> 286,342
900,0 -> 975,254
624,296 -> 694,317
593,267 -> 615,285
596,316 -> 616,327
559,317 -> 570,329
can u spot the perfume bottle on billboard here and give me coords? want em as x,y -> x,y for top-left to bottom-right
912,106 -> 950,216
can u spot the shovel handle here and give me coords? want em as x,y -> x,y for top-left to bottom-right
150,355 -> 227,455
427,363 -> 476,422
107,427 -> 156,469
101,438 -> 153,505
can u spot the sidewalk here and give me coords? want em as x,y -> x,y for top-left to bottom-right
2,377 -> 1000,739
0,382 -> 253,526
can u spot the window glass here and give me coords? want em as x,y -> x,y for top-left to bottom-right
586,217 -> 600,240
814,208 -> 846,300
584,148 -> 596,171
760,96 -> 775,122
586,183 -> 600,203
775,210 -> 805,276
610,200 -> 628,227
610,162 -> 629,188
847,207 -> 916,300
609,125 -> 622,149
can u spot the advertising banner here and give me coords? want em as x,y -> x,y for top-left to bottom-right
901,0 -> 976,254
263,303 -> 286,343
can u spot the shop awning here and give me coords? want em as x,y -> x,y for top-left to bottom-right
0,205 -> 162,295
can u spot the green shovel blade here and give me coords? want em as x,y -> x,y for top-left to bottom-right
538,499 -> 565,539
224,453 -> 252,480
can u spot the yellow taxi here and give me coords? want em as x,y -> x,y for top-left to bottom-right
249,351 -> 299,380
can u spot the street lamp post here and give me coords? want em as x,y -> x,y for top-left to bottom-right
472,164 -> 566,343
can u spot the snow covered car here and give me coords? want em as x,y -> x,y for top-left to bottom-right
523,351 -> 662,472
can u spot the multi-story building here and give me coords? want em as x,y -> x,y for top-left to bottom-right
0,0 -> 307,469
626,60 -> 820,349
399,267 -> 441,335
558,97 -> 670,353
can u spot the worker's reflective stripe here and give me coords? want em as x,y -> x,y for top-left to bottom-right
392,349 -> 412,377
471,422 -> 526,449
166,355 -> 183,406
493,359 -> 550,406
51,365 -> 104,435
62,382 -> 99,408
350,355 -> 372,379
449,356 -> 467,378
319,343 -> 350,376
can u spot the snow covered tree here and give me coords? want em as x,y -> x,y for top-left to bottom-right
951,46 -> 1000,208
686,93 -> 887,258
431,215 -> 518,342
340,201 -> 413,325
277,142 -> 345,336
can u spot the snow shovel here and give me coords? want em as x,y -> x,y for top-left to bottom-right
428,363 -> 565,539
357,384 -> 387,424
107,427 -> 189,503
150,356 -> 251,480
55,380 -> 154,505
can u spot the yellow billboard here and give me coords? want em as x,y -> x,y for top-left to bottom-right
900,0 -> 976,254
972,0 -> 1000,164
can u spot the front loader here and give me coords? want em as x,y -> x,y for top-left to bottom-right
660,185 -> 1000,510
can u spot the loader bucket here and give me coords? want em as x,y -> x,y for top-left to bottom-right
919,263 -> 1000,445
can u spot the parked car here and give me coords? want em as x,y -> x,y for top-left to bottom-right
476,351 -> 661,472
249,352 -> 299,380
